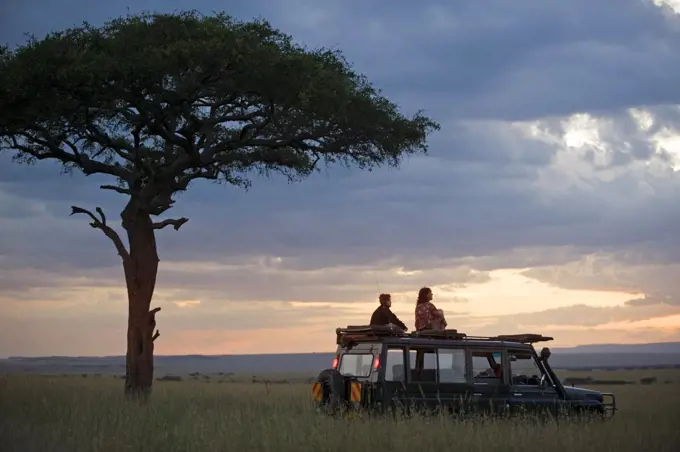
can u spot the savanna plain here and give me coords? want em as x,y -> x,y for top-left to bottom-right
1,369 -> 679,452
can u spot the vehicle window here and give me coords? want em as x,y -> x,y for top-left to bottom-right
409,348 -> 437,382
384,348 -> 406,382
509,351 -> 544,386
437,348 -> 467,383
471,351 -> 500,380
338,353 -> 373,377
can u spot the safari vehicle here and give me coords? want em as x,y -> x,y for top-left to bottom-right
311,325 -> 616,418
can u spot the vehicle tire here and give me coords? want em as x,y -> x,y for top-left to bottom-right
315,369 -> 347,415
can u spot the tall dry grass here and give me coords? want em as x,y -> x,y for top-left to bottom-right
1,373 -> 679,452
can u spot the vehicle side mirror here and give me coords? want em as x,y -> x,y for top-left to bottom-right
539,374 -> 548,388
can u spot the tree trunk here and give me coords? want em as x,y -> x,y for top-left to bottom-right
121,203 -> 160,401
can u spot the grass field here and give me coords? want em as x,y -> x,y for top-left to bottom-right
1,370 -> 679,452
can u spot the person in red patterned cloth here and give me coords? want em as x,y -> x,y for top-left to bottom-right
414,287 -> 448,331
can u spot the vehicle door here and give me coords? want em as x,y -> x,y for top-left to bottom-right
436,347 -> 472,414
380,345 -> 408,411
469,349 -> 511,415
404,346 -> 439,412
506,349 -> 562,416
336,344 -> 380,405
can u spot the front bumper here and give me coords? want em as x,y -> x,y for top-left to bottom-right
600,392 -> 617,419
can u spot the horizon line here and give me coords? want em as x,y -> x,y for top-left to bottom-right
3,340 -> 680,360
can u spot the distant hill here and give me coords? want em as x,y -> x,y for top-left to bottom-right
552,342 -> 680,354
1,342 -> 679,375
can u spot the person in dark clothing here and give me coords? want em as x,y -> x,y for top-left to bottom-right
370,293 -> 408,331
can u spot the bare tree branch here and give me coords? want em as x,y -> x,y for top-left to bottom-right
95,207 -> 107,224
151,217 -> 189,231
149,307 -> 161,342
9,132 -> 133,181
70,205 -> 131,262
100,184 -> 132,195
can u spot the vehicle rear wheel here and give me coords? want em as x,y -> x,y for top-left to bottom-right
315,369 -> 347,415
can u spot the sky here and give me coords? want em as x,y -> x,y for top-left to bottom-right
2,0 -> 680,357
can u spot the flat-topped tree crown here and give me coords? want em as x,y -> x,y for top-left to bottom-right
0,10 -> 439,398
0,11 -> 438,208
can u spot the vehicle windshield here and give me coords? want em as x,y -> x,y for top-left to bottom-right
338,353 -> 374,377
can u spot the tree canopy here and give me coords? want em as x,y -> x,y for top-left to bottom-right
0,11 -> 439,215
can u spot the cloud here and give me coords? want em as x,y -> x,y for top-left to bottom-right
625,296 -> 675,307
0,254 -> 490,305
486,302 -> 680,329
3,0 -> 680,121
3,106 -> 679,275
522,254 -> 680,306
295,0 -> 680,120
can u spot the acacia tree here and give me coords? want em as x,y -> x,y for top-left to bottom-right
0,11 -> 439,398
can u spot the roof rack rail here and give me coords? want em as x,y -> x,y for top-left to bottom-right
409,329 -> 467,340
334,326 -> 553,346
335,325 -> 406,345
490,334 -> 554,344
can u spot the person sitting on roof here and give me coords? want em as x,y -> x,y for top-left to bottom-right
414,287 -> 448,331
369,293 -> 408,331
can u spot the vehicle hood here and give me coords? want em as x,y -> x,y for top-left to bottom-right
564,386 -> 603,401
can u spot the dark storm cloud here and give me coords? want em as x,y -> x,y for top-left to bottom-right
2,108 -> 680,277
1,0 -> 680,286
2,0 -> 680,120
246,0 -> 680,120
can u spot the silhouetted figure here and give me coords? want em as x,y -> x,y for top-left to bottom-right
370,293 -> 408,331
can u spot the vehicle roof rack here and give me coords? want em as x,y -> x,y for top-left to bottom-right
490,334 -> 554,344
336,325 -> 406,345
409,329 -> 467,340
335,326 -> 553,346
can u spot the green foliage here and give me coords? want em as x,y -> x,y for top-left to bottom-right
0,10 -> 440,209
